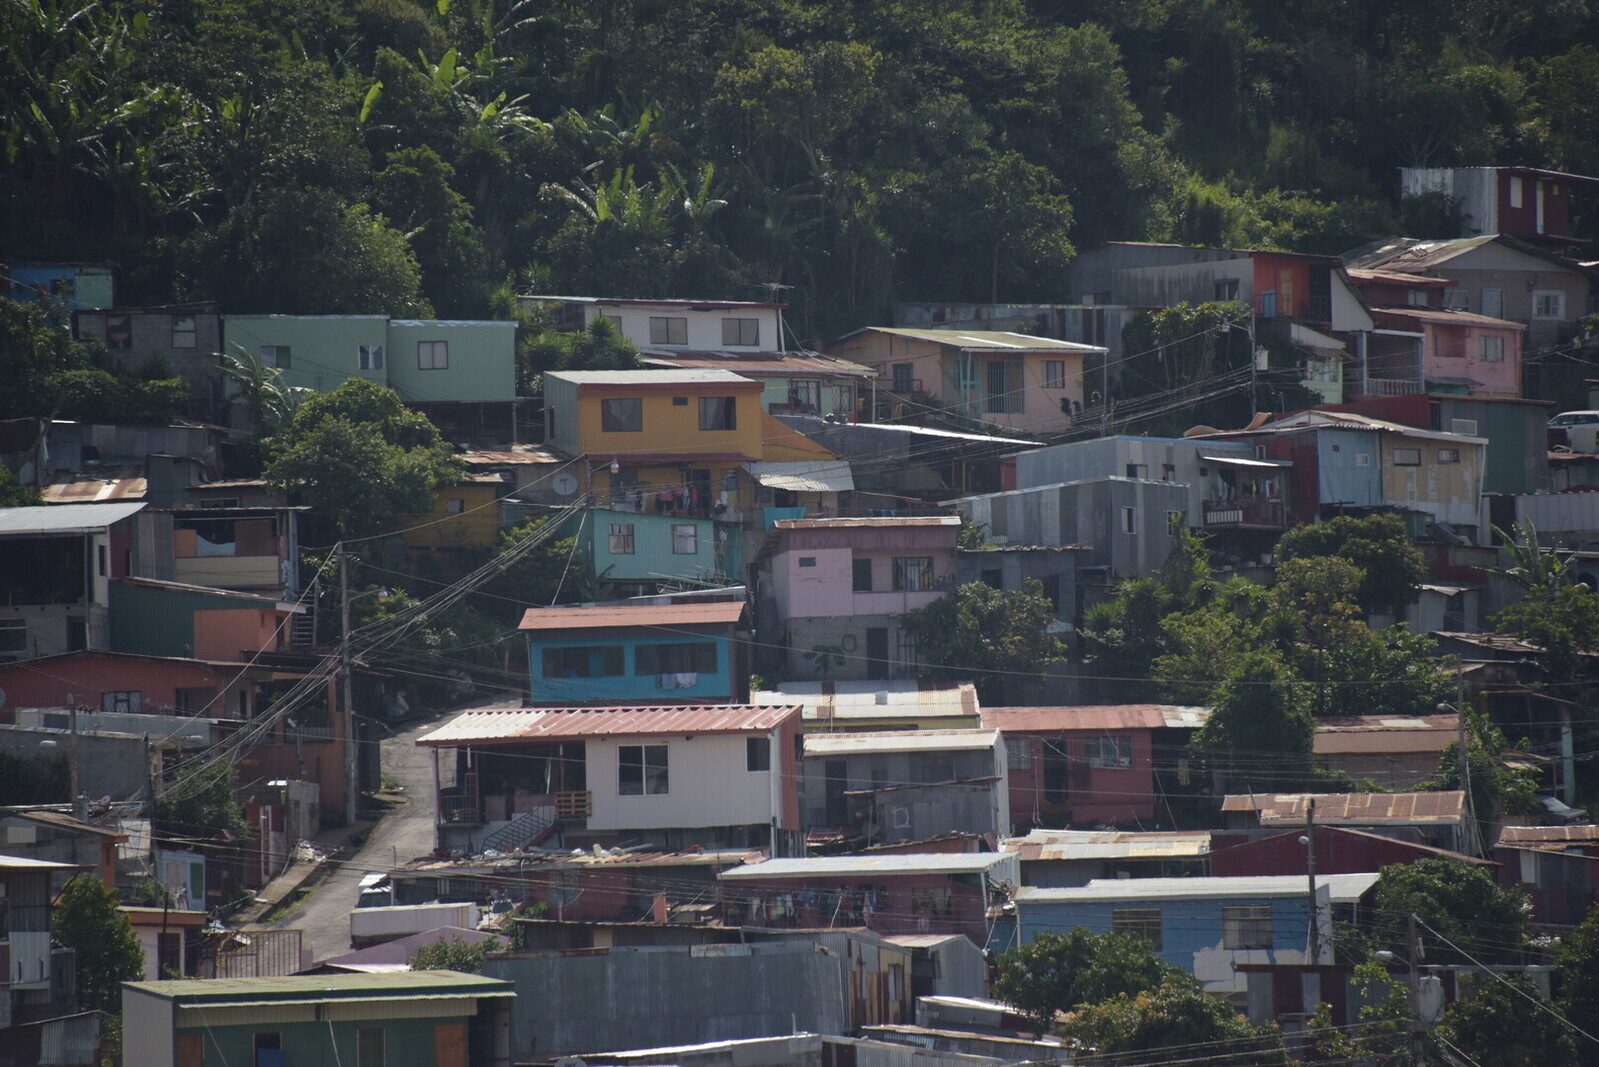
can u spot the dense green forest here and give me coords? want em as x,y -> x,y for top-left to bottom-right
6,0 -> 1599,340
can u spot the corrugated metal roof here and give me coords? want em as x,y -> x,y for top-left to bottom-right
0,501 -> 146,535
858,328 -> 1106,353
1497,825 -> 1599,845
518,600 -> 745,631
0,854 -> 92,871
1017,873 -> 1378,903
719,853 -> 1015,879
801,729 -> 999,755
126,971 -> 513,1003
41,468 -> 148,503
754,681 -> 979,721
1315,715 -> 1457,756
417,704 -> 801,746
546,369 -> 760,386
774,516 -> 960,530
459,447 -> 565,466
640,353 -> 876,378
1263,410 -> 1488,445
1373,306 -> 1527,330
743,460 -> 855,493
981,705 -> 1210,733
1002,830 -> 1211,861
1221,791 -> 1465,824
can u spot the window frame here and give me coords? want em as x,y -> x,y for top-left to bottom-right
417,340 -> 449,370
1005,736 -> 1033,770
171,315 -> 198,349
746,736 -> 771,772
633,641 -> 718,676
0,618 -> 26,655
1437,448 -> 1460,464
1112,908 -> 1163,950
852,557 -> 874,592
890,362 -> 916,392
357,1026 -> 386,1067
1222,905 -> 1274,950
1392,448 -> 1423,466
649,316 -> 688,345
618,743 -> 669,796
608,523 -> 636,555
1043,360 -> 1067,389
1480,335 -> 1504,362
259,345 -> 291,369
721,317 -> 760,346
1532,290 -> 1566,319
600,397 -> 643,433
892,556 -> 934,592
1121,507 -> 1137,534
541,645 -> 625,679
698,396 -> 737,431
672,523 -> 699,554
1087,735 -> 1133,769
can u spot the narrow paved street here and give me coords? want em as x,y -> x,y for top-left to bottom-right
270,713 -> 444,964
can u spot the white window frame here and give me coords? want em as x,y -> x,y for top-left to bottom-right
1480,288 -> 1504,319
1509,176 -> 1524,208
417,340 -> 449,370
649,316 -> 688,345
1441,288 -> 1469,311
0,618 -> 27,655
1005,736 -> 1033,770
259,345 -> 290,369
608,523 -> 635,554
672,523 -> 698,554
1121,507 -> 1137,534
1481,335 -> 1504,362
358,344 -> 385,370
1222,905 -> 1273,950
721,317 -> 760,346
618,744 -> 669,796
171,316 -> 198,349
1437,448 -> 1460,464
1393,448 -> 1422,466
1532,290 -> 1565,319
1087,736 -> 1133,768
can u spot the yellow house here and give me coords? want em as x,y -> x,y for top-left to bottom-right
542,369 -> 853,523
402,473 -> 509,553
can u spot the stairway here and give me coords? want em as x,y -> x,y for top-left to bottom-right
481,805 -> 557,852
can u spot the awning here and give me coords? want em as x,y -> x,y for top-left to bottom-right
742,460 -> 855,493
1200,455 -> 1287,469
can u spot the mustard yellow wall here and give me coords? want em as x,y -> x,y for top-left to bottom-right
576,385 -> 766,460
404,483 -> 505,550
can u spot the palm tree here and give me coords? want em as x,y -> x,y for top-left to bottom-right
1494,518 -> 1572,595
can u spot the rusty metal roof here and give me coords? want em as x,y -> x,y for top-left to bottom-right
640,352 -> 876,378
1221,791 -> 1465,825
1497,825 -> 1599,846
41,468 -> 148,503
1002,829 -> 1211,862
982,705 -> 1210,732
518,600 -> 745,632
417,704 -> 800,746
1314,714 -> 1458,756
459,446 -> 566,466
773,516 -> 960,530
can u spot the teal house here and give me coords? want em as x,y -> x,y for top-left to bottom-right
520,599 -> 749,705
222,315 -> 517,405
122,970 -> 514,1067
579,508 -> 737,594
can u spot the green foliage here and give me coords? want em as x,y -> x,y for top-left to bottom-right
0,464 -> 43,507
494,516 -> 589,612
264,378 -> 462,538
1495,583 -> 1599,683
52,875 -> 145,1012
156,759 -> 247,842
900,580 -> 1066,702
993,929 -> 1188,1035
0,749 -> 68,805
803,643 -> 847,679
522,315 -> 641,380
1190,651 -> 1318,792
1275,514 -> 1426,616
1554,903 -> 1599,1019
409,933 -> 499,973
1116,302 -> 1254,437
1060,981 -> 1289,1067
1437,972 -> 1577,1067
1370,857 -> 1529,966
1420,710 -> 1538,837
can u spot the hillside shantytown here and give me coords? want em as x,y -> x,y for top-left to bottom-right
6,4 -> 1599,1066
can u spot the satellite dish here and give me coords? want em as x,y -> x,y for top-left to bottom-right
552,472 -> 578,497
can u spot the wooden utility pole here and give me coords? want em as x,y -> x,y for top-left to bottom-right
340,547 -> 357,827
1409,911 -> 1426,1066
1305,799 -> 1320,961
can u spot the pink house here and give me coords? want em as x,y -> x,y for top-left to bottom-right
764,517 -> 960,680
981,705 -> 1210,830
1368,306 -> 1523,398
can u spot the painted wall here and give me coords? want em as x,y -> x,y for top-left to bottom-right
0,652 -> 245,723
1413,320 -> 1523,398
526,628 -> 737,705
1003,730 -> 1157,826
385,320 -> 517,403
1378,433 -> 1485,533
9,264 -> 114,309
584,509 -> 727,586
403,483 -> 506,552
74,307 -> 225,417
223,315 -> 389,393
726,871 -> 995,945
545,374 -> 767,460
571,301 -> 784,353
799,745 -> 1009,844
583,731 -> 785,833
172,1006 -> 485,1067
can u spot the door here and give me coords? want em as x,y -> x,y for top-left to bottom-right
434,1022 -> 467,1067
1043,739 -> 1070,805
865,627 -> 889,679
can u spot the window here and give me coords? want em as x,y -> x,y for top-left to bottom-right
1481,288 -> 1504,319
171,315 -> 197,348
1121,507 -> 1137,534
722,317 -> 760,346
1125,464 -> 1147,479
891,363 -> 915,392
260,345 -> 291,368
1087,736 -> 1132,768
1510,175 -> 1524,208
672,523 -> 698,554
919,754 -> 954,782
357,1027 -> 386,1067
1393,448 -> 1422,466
355,344 -> 383,370
105,315 -> 132,348
97,544 -> 107,577
1005,736 -> 1033,770
619,744 -> 669,795
893,556 -> 933,591
698,396 -> 737,430
1161,464 -> 1176,482
608,523 -> 635,554
797,556 -> 819,569
1043,361 -> 1067,389
852,558 -> 874,592
1354,453 -> 1371,467
1533,290 -> 1566,319
541,645 -> 624,678
985,360 -> 1023,413
0,619 -> 26,655
1442,288 -> 1469,310
1112,908 -> 1162,950
101,691 -> 141,714
747,737 -> 771,771
789,379 -> 821,409
444,498 -> 465,515
1437,448 -> 1460,464
1407,289 -> 1430,307
1214,278 -> 1240,301
896,627 -> 918,669
1222,905 -> 1273,950
601,313 -> 623,330
649,316 -> 688,345
1480,335 -> 1504,362
601,397 -> 643,432
418,340 -> 449,369
634,641 -> 718,675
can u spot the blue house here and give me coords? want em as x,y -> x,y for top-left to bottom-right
1013,874 -> 1378,997
520,599 -> 748,705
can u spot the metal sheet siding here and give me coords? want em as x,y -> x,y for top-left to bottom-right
586,733 -> 776,832
1316,428 -> 1381,506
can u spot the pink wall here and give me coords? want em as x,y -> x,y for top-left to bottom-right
775,524 -> 960,621
0,652 -> 234,720
1422,323 -> 1521,397
1006,731 -> 1157,828
192,608 -> 282,662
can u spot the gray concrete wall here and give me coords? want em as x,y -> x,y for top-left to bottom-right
0,724 -> 149,800
484,942 -> 850,1059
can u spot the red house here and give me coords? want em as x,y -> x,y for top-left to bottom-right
981,705 -> 1209,830
1211,826 -> 1493,878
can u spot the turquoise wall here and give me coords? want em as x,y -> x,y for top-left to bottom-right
183,1015 -> 474,1067
527,632 -> 733,704
585,509 -> 722,584
386,320 -> 516,403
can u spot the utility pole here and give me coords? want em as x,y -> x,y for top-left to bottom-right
1408,911 -> 1426,1067
1305,799 -> 1320,962
340,546 -> 357,827
1443,700 -> 1479,857
67,694 -> 81,821
145,735 -> 157,863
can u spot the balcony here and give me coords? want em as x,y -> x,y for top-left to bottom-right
1353,378 -> 1423,398
1203,497 -> 1286,530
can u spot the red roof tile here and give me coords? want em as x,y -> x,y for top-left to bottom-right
417,704 -> 801,746
518,601 -> 745,632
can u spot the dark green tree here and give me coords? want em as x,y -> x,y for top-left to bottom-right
900,580 -> 1066,702
1370,857 -> 1529,965
1495,583 -> 1599,684
371,145 -> 495,317
1275,514 -> 1426,616
1554,903 -> 1599,1022
263,378 -> 462,538
52,874 -> 145,1012
1437,973 -> 1578,1067
1191,651 -> 1317,792
0,465 -> 43,507
994,930 -> 1187,1035
155,759 -> 247,842
1060,981 -> 1289,1067
409,934 -> 499,973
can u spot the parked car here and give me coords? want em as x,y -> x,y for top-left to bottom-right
1549,410 -> 1599,429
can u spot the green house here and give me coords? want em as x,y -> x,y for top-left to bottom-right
122,970 -> 514,1067
582,507 -> 737,593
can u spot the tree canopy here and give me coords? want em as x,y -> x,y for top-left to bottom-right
52,874 -> 145,1012
900,579 -> 1066,702
993,929 -> 1188,1035
1369,857 -> 1529,966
